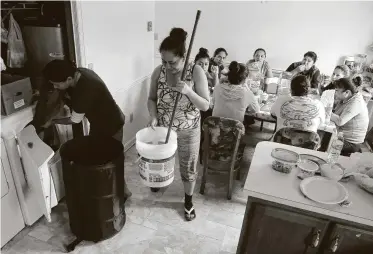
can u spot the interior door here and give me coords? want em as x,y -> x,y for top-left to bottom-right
17,125 -> 55,222
321,224 -> 373,254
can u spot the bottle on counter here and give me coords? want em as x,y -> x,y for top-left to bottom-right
327,132 -> 344,164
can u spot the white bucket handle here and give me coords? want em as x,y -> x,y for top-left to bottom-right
131,155 -> 143,166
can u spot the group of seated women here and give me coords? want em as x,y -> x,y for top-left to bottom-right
193,46 -> 370,157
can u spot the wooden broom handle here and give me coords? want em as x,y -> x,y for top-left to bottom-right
165,10 -> 202,143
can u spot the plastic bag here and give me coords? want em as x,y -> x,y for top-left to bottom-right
1,21 -> 8,44
1,57 -> 6,71
7,14 -> 27,68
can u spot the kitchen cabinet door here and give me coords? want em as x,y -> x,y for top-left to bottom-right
238,203 -> 329,254
322,224 -> 373,254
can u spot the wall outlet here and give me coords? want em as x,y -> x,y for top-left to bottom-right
88,63 -> 94,70
147,21 -> 153,32
130,113 -> 134,123
154,32 -> 158,40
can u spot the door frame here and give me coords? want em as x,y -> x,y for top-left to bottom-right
64,0 -> 85,68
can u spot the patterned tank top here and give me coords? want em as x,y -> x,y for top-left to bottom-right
157,63 -> 200,131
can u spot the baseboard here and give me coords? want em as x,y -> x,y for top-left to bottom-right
123,136 -> 136,152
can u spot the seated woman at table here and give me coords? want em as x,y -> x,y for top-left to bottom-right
212,61 -> 260,122
194,48 -> 219,90
286,51 -> 322,89
321,65 -> 350,93
246,48 -> 273,79
208,47 -> 228,79
331,77 -> 369,156
271,75 -> 325,133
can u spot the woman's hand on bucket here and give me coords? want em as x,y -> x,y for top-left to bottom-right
148,117 -> 158,130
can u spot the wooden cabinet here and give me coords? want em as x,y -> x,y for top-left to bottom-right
237,198 -> 373,254
238,203 -> 328,254
321,224 -> 373,254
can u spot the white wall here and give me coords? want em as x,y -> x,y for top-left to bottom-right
76,1 -> 155,147
154,1 -> 373,75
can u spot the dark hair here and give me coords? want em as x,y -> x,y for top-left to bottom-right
304,51 -> 317,63
213,47 -> 228,57
254,48 -> 266,57
291,75 -> 310,96
228,61 -> 248,84
195,47 -> 210,62
352,75 -> 363,88
159,28 -> 187,57
334,77 -> 358,94
43,59 -> 77,82
334,65 -> 350,77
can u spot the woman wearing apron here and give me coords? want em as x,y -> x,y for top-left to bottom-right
147,28 -> 210,221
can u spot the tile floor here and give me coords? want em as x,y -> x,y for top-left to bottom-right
2,122 -> 369,253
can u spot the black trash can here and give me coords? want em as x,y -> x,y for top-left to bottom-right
60,136 -> 126,251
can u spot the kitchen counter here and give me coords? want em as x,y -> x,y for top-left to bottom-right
237,141 -> 373,254
1,105 -> 35,139
243,141 -> 373,227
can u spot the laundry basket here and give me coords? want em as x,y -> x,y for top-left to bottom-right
60,136 -> 126,251
136,127 -> 177,188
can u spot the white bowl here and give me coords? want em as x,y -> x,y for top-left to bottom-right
320,163 -> 344,181
297,159 -> 319,179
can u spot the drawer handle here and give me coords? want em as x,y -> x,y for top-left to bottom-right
310,229 -> 321,248
329,235 -> 340,252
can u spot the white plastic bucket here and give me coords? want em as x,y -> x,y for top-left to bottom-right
135,127 -> 177,188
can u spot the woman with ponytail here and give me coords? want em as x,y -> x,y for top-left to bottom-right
194,47 -> 219,89
147,28 -> 210,221
212,61 -> 260,122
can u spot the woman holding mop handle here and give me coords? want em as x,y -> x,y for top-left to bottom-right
147,27 -> 210,221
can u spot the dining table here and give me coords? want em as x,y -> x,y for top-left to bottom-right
248,93 -> 336,132
208,88 -> 338,152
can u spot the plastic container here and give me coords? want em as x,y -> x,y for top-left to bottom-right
297,159 -> 319,179
327,132 -> 344,163
60,136 -> 126,246
320,163 -> 344,181
271,148 -> 300,173
278,72 -> 292,96
136,127 -> 177,188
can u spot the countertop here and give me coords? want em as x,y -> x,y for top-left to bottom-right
1,105 -> 36,139
244,141 -> 373,227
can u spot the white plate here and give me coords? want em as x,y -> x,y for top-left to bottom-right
300,176 -> 348,205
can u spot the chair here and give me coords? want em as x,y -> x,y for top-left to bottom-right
199,116 -> 246,200
273,127 -> 321,150
199,109 -> 213,164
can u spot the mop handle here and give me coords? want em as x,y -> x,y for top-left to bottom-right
165,10 -> 202,144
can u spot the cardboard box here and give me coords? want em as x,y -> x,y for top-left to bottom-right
1,74 -> 33,116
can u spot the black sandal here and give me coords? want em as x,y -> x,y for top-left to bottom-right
184,206 -> 196,221
150,187 -> 160,192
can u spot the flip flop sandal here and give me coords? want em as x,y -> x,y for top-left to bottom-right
184,206 -> 196,221
150,187 -> 160,192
